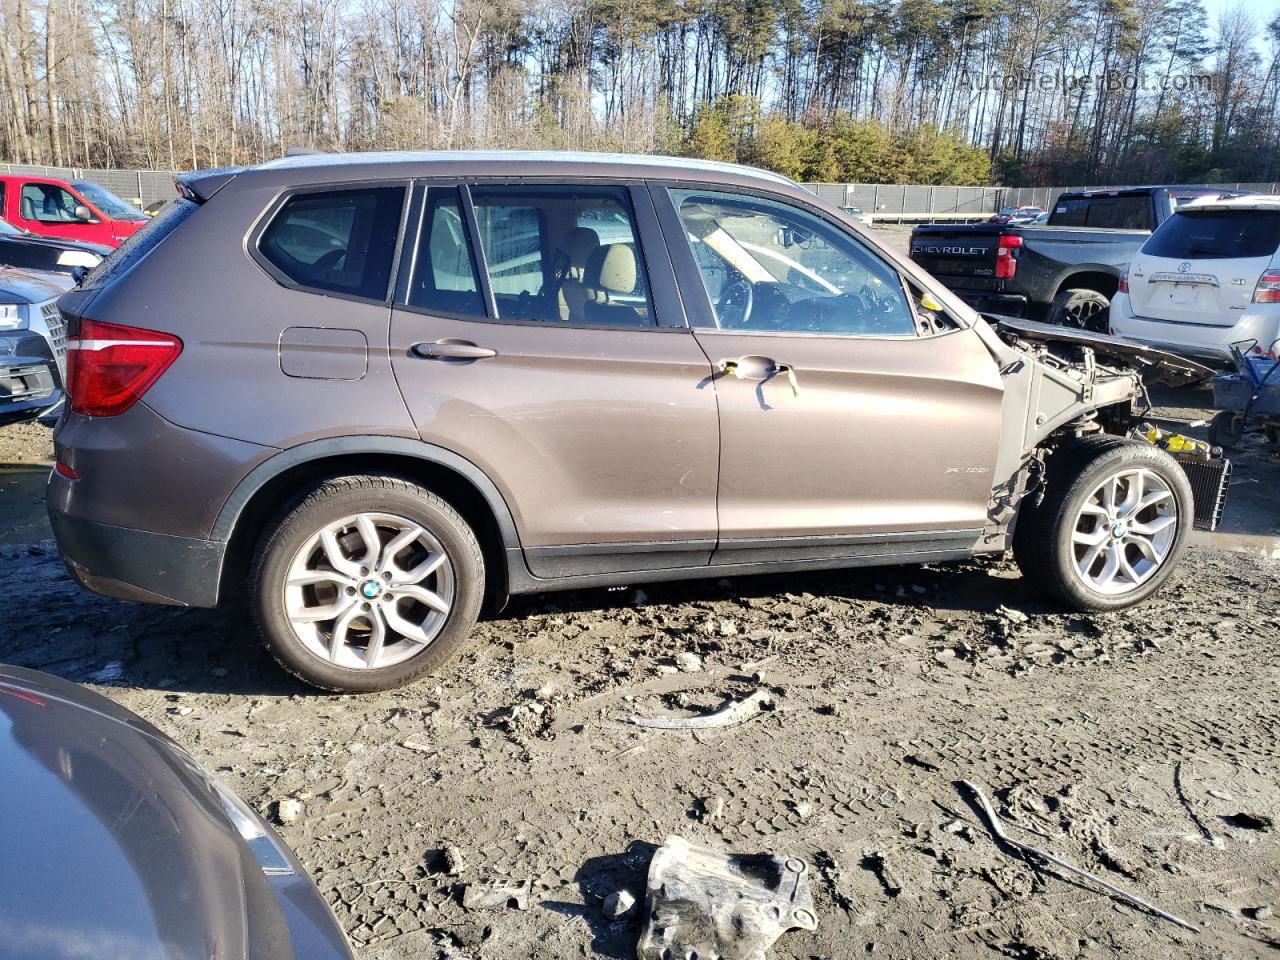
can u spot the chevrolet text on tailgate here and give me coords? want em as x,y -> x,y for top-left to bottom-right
910,186 -> 1251,331
49,151 -> 1227,693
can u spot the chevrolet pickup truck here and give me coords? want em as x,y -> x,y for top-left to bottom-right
909,186 -> 1248,331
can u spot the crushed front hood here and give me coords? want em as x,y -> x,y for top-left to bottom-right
993,316 -> 1214,388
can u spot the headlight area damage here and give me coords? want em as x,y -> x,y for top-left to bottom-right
975,315 -> 1229,541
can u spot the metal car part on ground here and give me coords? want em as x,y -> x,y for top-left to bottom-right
636,836 -> 818,960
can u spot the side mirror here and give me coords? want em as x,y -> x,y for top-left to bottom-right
73,204 -> 94,222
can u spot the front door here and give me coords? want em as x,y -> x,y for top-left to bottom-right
389,181 -> 720,579
653,185 -> 1005,564
13,181 -> 104,244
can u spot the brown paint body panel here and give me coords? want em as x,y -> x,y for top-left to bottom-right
694,327 -> 1004,544
389,311 -> 719,557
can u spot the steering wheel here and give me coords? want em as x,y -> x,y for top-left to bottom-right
716,280 -> 754,328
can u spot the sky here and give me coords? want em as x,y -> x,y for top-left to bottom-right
1202,0 -> 1280,27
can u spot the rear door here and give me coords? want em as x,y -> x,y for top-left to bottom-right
389,180 -> 720,578
654,184 -> 1004,563
1128,209 -> 1280,327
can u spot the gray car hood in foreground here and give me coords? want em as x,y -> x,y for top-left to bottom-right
993,316 -> 1214,388
0,665 -> 350,960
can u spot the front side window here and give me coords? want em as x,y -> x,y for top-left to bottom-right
672,189 -> 916,336
468,185 -> 654,326
259,186 -> 405,301
21,183 -> 84,223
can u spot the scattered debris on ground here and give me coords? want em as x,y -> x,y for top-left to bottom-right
636,836 -> 817,960
631,688 -> 773,729
461,878 -> 533,911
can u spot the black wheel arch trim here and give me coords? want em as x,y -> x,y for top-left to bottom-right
210,435 -> 525,554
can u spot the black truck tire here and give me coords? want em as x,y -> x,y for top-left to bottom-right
1045,288 -> 1111,332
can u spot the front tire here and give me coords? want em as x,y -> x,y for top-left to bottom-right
1045,288 -> 1111,333
1014,439 -> 1193,611
250,475 -> 484,692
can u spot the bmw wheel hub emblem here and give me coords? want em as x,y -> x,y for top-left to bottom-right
359,579 -> 381,599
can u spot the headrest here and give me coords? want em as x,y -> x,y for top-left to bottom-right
561,227 -> 601,270
587,244 -> 637,295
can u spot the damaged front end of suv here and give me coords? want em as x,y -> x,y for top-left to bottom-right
972,314 -> 1228,610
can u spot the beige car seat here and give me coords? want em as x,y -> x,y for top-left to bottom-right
584,244 -> 646,325
557,227 -> 601,322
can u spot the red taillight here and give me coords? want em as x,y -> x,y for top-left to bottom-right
1253,271 -> 1280,304
995,234 -> 1023,280
54,460 -> 79,480
67,319 -> 183,417
1118,265 -> 1129,294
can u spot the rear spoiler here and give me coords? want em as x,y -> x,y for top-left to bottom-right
175,166 -> 244,203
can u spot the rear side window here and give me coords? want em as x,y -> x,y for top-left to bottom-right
468,185 -> 654,326
259,186 -> 405,301
406,187 -> 485,317
1143,210 -> 1280,260
1050,196 -> 1150,229
80,196 -> 199,290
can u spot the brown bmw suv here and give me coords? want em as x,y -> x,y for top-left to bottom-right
48,151 -> 1220,691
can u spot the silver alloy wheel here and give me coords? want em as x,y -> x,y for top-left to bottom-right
283,512 -> 454,670
1071,468 -> 1177,595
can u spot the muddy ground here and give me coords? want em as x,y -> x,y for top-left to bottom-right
2,382 -> 1278,960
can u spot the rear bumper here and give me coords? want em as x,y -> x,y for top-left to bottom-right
1109,293 -> 1280,367
948,288 -> 1029,315
47,505 -> 226,607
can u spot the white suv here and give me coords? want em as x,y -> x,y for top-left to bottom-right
1110,195 -> 1280,364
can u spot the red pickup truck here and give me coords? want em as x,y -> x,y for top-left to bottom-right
0,174 -> 149,248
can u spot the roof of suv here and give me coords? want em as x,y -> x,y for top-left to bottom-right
181,150 -> 799,201
1178,194 -> 1280,212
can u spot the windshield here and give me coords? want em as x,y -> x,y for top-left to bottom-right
71,181 -> 147,220
0,219 -> 22,236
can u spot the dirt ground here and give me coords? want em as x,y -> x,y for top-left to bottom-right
2,385 -> 1278,960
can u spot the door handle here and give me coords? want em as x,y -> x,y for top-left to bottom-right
411,339 -> 497,361
718,356 -> 800,396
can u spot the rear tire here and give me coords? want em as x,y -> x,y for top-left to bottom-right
1046,288 -> 1111,333
1208,410 -> 1244,451
250,475 -> 484,692
1013,439 -> 1192,611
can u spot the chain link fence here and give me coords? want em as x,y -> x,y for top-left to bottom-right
803,181 -> 1280,221
7,162 -> 1280,219
2,163 -> 178,207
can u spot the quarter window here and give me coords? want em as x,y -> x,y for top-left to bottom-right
672,189 -> 916,336
468,185 -> 654,326
407,187 -> 485,317
259,186 -> 405,301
